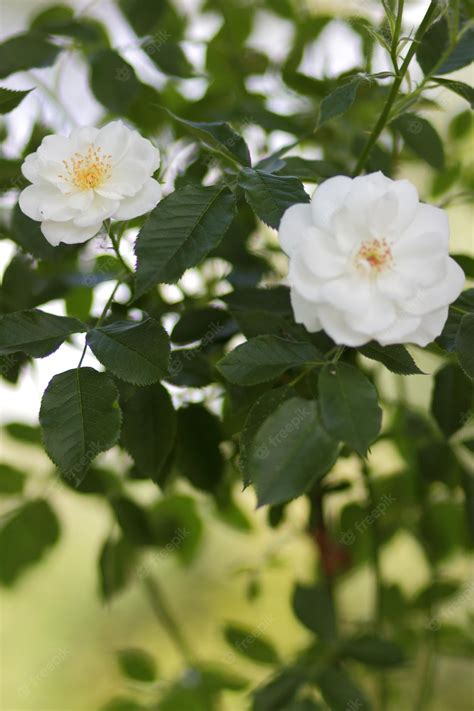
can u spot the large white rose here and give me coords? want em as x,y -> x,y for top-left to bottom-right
279,172 -> 465,347
19,120 -> 162,246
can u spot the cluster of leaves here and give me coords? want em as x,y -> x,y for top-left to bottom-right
0,1 -> 473,710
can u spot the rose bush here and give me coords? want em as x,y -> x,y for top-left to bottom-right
0,0 -> 473,709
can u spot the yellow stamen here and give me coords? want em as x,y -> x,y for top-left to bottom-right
60,145 -> 112,190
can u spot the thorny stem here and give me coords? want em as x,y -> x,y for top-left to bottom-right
390,0 -> 405,72
353,0 -> 440,176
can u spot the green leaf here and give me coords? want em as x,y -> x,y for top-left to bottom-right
392,112 -> 445,170
99,536 -> 136,601
221,286 -> 292,316
0,33 -> 62,78
134,184 -> 236,295
166,348 -> 214,388
0,463 -> 27,495
341,633 -> 405,667
145,40 -> 194,77
148,494 -> 203,565
292,584 -> 337,641
87,318 -> 170,386
30,5 -> 107,46
248,397 -> 339,507
318,75 -> 365,125
171,307 -> 232,345
223,624 -> 279,664
431,363 -> 473,438
433,77 -> 474,108
456,313 -> 474,379
277,157 -> 340,181
217,336 -> 322,386
65,287 -> 93,322
238,168 -> 309,228
101,698 -> 144,711
317,667 -> 371,711
110,496 -> 154,546
417,17 -> 474,76
4,422 -> 42,446
39,368 -> 122,481
252,669 -> 302,711
120,383 -> 176,485
167,111 -> 251,166
0,159 -> 24,192
175,405 -> 224,492
319,363 -> 382,456
10,204 -> 72,260
0,309 -> 86,358
0,499 -> 60,586
359,342 -> 423,375
116,649 -> 156,682
0,87 -> 33,114
239,386 -> 295,486
90,49 -> 139,113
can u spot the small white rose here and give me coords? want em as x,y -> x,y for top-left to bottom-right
19,120 -> 162,246
278,171 -> 465,347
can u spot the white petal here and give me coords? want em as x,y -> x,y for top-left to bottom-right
21,154 -> 43,183
401,258 -> 465,315
73,126 -> 100,147
403,306 -> 450,347
278,203 -> 313,256
348,295 -> 396,335
19,184 -> 49,221
20,184 -> 90,222
113,178 -> 162,220
377,270 -> 416,300
290,288 -> 322,332
311,175 -> 353,229
73,194 -> 119,226
388,179 -> 419,233
300,229 -> 347,278
41,220 -> 102,246
320,276 -> 372,314
398,203 -> 449,247
375,312 -> 421,345
37,134 -> 76,163
94,121 -> 132,164
289,256 -> 322,300
318,304 -> 370,346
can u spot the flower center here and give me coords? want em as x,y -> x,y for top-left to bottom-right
355,238 -> 393,275
59,145 -> 112,190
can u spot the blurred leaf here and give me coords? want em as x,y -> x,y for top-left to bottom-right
99,536 -> 136,601
0,463 -> 27,495
171,307 -> 233,345
431,363 -> 473,438
110,496 -> 154,546
135,185 -> 236,295
432,77 -> 474,107
0,499 -> 60,586
319,363 -> 382,456
87,318 -> 170,386
239,386 -> 295,486
65,287 -> 93,322
168,111 -> 251,165
120,383 -> 176,485
0,309 -> 86,358
248,397 -> 339,507
31,4 -> 108,46
417,17 -> 474,75
317,666 -> 371,711
318,75 -> 365,125
277,157 -> 340,181
292,584 -> 337,641
0,32 -> 62,78
0,87 -> 33,114
359,342 -> 423,375
223,623 -> 279,664
166,348 -> 214,388
148,494 -> 203,564
392,112 -> 445,170
116,648 -> 156,682
4,422 -> 42,445
40,368 -> 121,482
145,40 -> 194,78
0,159 -> 25,192
90,49 -> 139,113
217,336 -> 322,386
456,313 -> 474,379
101,698 -> 144,711
340,633 -> 405,667
238,168 -> 309,229
222,286 -> 292,316
252,669 -> 302,711
175,404 -> 224,492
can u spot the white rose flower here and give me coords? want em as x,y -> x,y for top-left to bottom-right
279,171 -> 465,347
19,120 -> 162,246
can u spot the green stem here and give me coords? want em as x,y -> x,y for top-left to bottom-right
142,575 -> 194,663
77,277 -> 124,367
353,0 -> 439,176
390,0 -> 405,71
105,220 -> 133,275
